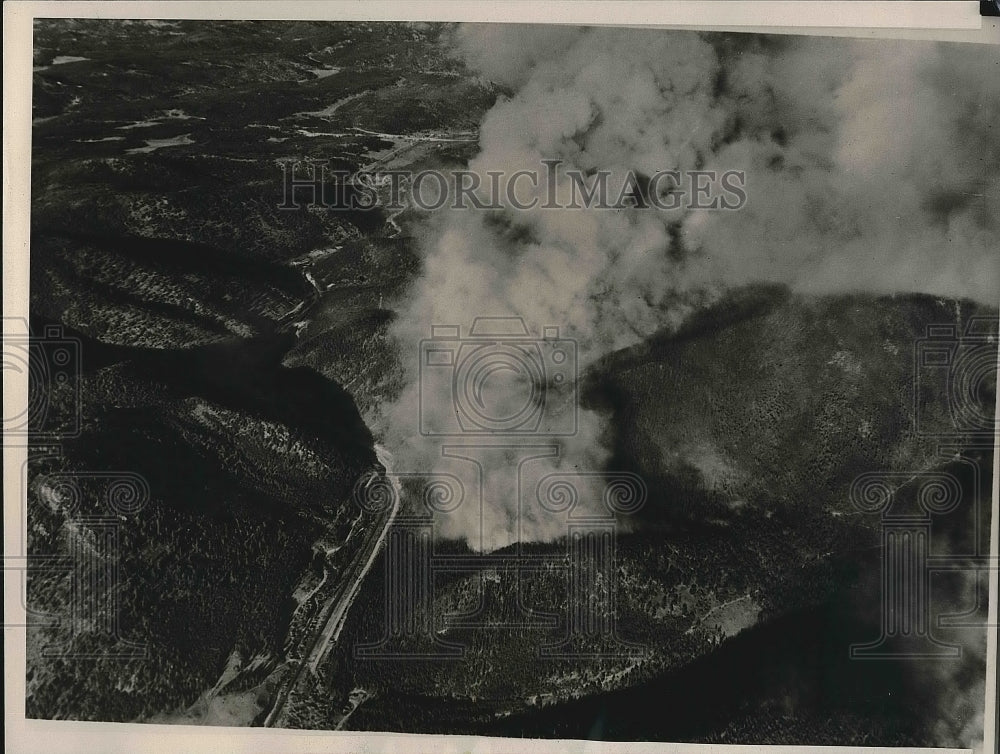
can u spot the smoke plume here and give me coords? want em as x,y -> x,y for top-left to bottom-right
380,26 -> 999,551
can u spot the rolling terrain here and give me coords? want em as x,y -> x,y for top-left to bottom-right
27,19 -> 494,723
321,288 -> 994,745
24,20 -> 996,746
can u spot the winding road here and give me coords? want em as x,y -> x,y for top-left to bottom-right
263,444 -> 401,727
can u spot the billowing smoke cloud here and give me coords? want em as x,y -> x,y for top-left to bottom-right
688,34 -> 1000,302
380,26 -> 999,552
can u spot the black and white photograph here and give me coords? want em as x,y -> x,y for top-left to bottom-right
4,4 -> 999,752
